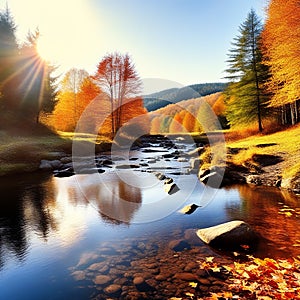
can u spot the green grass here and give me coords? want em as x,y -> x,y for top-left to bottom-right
0,131 -> 112,176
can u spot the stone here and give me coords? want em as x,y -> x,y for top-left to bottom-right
164,183 -> 180,195
179,204 -> 200,215
115,164 -> 140,169
173,272 -> 198,281
133,276 -> 145,285
104,284 -> 122,295
94,275 -> 112,285
196,220 -> 258,250
71,270 -> 85,281
199,171 -> 223,188
190,157 -> 201,170
39,160 -> 53,170
177,157 -> 188,162
187,147 -> 205,157
164,177 -> 173,184
168,239 -> 191,252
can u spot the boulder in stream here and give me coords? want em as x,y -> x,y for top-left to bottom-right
196,220 -> 258,250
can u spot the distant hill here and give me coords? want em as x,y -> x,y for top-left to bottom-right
143,82 -> 227,111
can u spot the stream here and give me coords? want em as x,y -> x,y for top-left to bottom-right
0,136 -> 300,299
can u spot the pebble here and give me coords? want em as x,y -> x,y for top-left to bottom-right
94,275 -> 112,285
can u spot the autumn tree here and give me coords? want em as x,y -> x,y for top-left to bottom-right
60,68 -> 89,124
262,0 -> 300,125
51,71 -> 101,132
93,52 -> 142,136
225,9 -> 269,132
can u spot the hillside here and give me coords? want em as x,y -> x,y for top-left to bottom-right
148,92 -> 226,134
144,82 -> 227,111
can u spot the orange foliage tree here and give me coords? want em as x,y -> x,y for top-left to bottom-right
93,52 -> 143,136
51,71 -> 101,132
262,0 -> 300,125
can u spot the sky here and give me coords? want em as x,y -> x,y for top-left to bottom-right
0,0 -> 267,92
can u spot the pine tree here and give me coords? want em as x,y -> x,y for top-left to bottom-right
0,6 -> 20,112
225,9 -> 269,132
19,29 -> 58,123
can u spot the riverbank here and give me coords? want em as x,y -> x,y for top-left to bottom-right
0,129 -> 112,177
199,124 -> 300,194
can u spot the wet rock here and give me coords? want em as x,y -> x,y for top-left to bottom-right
133,276 -> 145,285
196,220 -> 259,250
177,157 -> 188,162
174,272 -> 198,281
184,262 -> 199,272
198,278 -> 211,285
164,183 -> 180,195
71,270 -> 85,281
199,171 -> 224,188
40,159 -> 62,170
187,147 -> 205,157
60,156 -> 72,164
104,284 -> 122,296
179,204 -> 200,215
115,164 -> 140,169
168,239 -> 191,252
53,167 -> 75,177
164,177 -> 173,184
94,275 -> 112,285
190,157 -> 201,171
155,172 -> 166,180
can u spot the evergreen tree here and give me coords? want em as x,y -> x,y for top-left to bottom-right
19,29 -> 58,123
225,9 -> 269,132
0,6 -> 20,111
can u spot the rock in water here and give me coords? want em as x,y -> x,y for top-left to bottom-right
196,220 -> 258,250
179,204 -> 200,215
164,183 -> 180,195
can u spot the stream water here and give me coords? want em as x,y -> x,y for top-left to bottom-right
0,138 -> 300,299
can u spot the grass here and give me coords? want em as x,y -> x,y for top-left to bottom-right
0,130 -> 112,177
224,124 -> 300,184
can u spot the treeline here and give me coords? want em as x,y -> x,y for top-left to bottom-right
224,1 -> 300,132
149,93 -> 227,134
0,8 -> 146,136
144,82 -> 226,112
150,0 -> 300,135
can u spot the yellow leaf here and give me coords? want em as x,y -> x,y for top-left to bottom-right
223,265 -> 233,272
189,282 -> 198,288
211,266 -> 221,272
278,260 -> 293,269
206,256 -> 214,262
185,292 -> 194,298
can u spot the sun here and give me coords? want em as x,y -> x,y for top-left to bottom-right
36,36 -> 56,63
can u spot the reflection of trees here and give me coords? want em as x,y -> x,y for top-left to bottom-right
75,174 -> 142,224
225,185 -> 300,257
0,173 -> 57,269
98,179 -> 142,224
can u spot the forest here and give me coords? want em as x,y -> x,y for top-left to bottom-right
1,0 -> 300,140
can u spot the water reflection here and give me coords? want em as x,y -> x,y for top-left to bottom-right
70,173 -> 142,224
0,173 -> 56,268
225,184 -> 300,258
0,172 -> 143,270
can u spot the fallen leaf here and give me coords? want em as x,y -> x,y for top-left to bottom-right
185,292 -> 194,298
210,266 -> 221,272
206,256 -> 214,262
189,282 -> 197,288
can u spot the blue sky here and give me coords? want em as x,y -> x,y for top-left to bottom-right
1,0 -> 267,89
